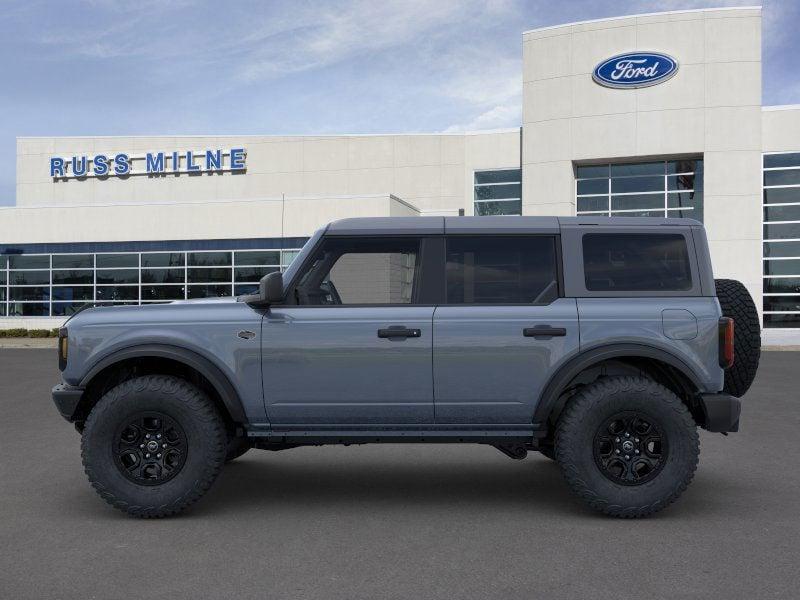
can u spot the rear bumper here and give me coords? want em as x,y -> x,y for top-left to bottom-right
52,383 -> 84,422
698,393 -> 741,433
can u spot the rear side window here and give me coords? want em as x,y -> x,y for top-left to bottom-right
583,233 -> 692,291
446,236 -> 559,304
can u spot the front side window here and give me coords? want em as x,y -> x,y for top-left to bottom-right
583,233 -> 692,292
293,238 -> 420,305
446,236 -> 558,304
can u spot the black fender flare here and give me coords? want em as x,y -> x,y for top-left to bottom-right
532,343 -> 705,426
79,343 -> 247,423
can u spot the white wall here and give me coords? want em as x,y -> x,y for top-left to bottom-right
522,6 -> 763,315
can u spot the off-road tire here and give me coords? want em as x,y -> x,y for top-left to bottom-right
555,376 -> 699,518
715,278 -> 761,398
225,436 -> 251,462
81,375 -> 226,518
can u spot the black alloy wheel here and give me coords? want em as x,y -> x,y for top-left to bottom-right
593,411 -> 667,485
113,412 -> 188,485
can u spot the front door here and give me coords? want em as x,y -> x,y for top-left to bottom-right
433,235 -> 580,424
262,235 -> 434,425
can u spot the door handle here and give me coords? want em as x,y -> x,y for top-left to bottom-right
377,327 -> 422,339
523,325 -> 567,338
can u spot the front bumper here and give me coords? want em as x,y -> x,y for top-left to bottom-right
698,393 -> 741,433
52,384 -> 84,422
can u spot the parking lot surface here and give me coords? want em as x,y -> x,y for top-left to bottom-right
1,349 -> 798,599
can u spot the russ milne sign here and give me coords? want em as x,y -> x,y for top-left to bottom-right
592,52 -> 678,89
50,148 -> 246,179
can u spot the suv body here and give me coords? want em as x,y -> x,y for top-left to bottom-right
52,216 -> 752,517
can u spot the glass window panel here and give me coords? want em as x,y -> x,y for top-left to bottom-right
295,237 -> 420,305
95,269 -> 138,284
667,173 -> 698,191
52,270 -> 93,284
577,179 -> 607,195
8,302 -> 49,316
763,188 -> 800,205
282,251 -> 300,266
10,287 -> 50,301
611,210 -> 667,218
611,194 -> 664,211
474,200 -> 522,216
669,209 -> 701,219
9,271 -> 50,285
764,241 -> 800,258
764,205 -> 800,222
763,296 -> 800,312
9,255 -> 48,269
51,302 -> 90,316
764,223 -> 800,240
0,304 -> 5,316
576,165 -> 608,179
611,162 -> 664,177
446,236 -> 558,304
51,286 -> 93,301
141,286 -> 185,301
96,253 -> 138,268
187,267 -> 231,283
188,284 -> 232,299
141,253 -> 184,268
474,169 -> 520,184
577,197 -> 608,213
667,159 -> 702,174
234,266 -> 278,283
667,192 -> 703,221
583,234 -> 692,291
234,250 -> 280,266
141,268 -> 184,284
764,260 -> 800,276
474,183 -> 521,201
610,175 -> 664,194
52,254 -> 93,269
96,286 -> 139,301
0,255 -> 6,268
763,314 -> 800,327
234,284 -> 258,296
0,271 -> 5,285
764,278 -> 800,294
188,252 -> 231,267
764,153 -> 800,168
764,170 -> 800,186
0,288 -> 5,301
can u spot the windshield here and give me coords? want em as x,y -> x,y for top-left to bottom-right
278,228 -> 324,290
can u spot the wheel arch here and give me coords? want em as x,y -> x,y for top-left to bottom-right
533,343 -> 705,431
76,344 -> 247,427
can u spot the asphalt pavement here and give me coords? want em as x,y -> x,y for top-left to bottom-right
1,349 -> 798,599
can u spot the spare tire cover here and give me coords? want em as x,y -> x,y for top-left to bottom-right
715,279 -> 761,397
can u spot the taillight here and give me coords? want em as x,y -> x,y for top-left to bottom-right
718,317 -> 734,369
58,327 -> 68,371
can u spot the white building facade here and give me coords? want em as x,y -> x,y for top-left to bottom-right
3,6 -> 800,344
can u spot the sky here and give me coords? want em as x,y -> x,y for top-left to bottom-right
1,0 -> 798,207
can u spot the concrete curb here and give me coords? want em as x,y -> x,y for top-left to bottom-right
0,339 -> 58,349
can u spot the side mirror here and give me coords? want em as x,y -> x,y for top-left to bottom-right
260,271 -> 284,304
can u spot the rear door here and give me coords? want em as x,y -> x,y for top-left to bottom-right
432,235 -> 579,424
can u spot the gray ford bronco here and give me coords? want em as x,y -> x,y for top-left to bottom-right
52,216 -> 761,518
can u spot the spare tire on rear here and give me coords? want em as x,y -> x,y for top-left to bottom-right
715,279 -> 761,397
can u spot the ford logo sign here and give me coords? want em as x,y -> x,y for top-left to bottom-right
593,52 -> 678,89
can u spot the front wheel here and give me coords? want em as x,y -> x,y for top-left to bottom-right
555,376 -> 699,518
81,375 -> 227,518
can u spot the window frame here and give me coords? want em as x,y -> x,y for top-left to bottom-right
282,235 -> 431,307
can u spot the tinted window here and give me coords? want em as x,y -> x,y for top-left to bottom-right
295,238 -> 420,305
583,234 -> 692,292
445,236 -> 558,304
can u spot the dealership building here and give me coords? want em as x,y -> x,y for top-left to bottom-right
2,6 -> 800,344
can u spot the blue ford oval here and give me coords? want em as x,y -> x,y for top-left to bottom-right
593,52 -> 678,89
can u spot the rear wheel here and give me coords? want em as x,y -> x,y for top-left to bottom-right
555,376 -> 699,518
81,375 -> 226,518
715,278 -> 761,397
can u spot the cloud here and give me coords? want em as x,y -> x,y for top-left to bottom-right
442,103 -> 521,132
